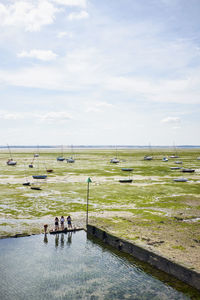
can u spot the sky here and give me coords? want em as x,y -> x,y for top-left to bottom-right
0,0 -> 200,146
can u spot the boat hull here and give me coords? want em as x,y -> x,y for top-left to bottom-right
182,169 -> 195,173
119,179 -> 133,183
32,175 -> 47,179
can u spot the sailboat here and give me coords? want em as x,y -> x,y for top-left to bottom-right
110,146 -> 120,163
29,154 -> 35,168
66,145 -> 75,163
6,144 -> 17,166
144,144 -> 153,161
57,145 -> 65,161
22,163 -> 31,186
31,154 -> 47,190
170,143 -> 179,158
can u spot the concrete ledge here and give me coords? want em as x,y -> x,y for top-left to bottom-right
87,224 -> 200,291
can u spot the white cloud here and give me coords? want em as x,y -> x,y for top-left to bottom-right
37,111 -> 73,123
68,10 -> 89,21
0,111 -> 24,120
18,49 -> 58,61
57,31 -> 73,38
105,75 -> 200,104
0,110 -> 73,123
51,0 -> 86,7
0,1 -> 59,32
161,117 -> 181,124
85,101 -> 113,113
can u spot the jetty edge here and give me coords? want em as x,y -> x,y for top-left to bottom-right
49,227 -> 84,234
87,224 -> 200,292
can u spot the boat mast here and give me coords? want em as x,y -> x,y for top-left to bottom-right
7,144 -> 13,160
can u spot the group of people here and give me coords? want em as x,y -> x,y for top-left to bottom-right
54,215 -> 72,231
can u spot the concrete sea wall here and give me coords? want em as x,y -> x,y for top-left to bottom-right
87,224 -> 200,291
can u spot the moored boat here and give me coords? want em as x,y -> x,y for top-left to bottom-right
7,159 -> 17,166
119,179 -> 133,183
32,175 -> 47,179
66,157 -> 75,163
110,158 -> 120,163
121,168 -> 133,171
144,156 -> 153,161
162,157 -> 168,162
173,178 -> 188,182
182,169 -> 195,173
57,156 -> 65,161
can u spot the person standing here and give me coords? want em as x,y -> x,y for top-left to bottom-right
60,216 -> 65,230
67,215 -> 72,229
55,217 -> 59,231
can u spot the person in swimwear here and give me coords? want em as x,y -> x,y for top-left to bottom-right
60,216 -> 65,230
55,217 -> 59,231
67,215 -> 72,229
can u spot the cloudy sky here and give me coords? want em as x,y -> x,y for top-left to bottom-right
0,0 -> 200,146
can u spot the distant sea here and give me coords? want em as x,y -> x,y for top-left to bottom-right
0,145 -> 200,149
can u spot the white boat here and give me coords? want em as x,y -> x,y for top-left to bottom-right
110,158 -> 120,163
144,155 -> 153,161
6,145 -> 17,166
175,161 -> 182,164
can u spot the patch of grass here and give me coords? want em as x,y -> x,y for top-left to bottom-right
172,245 -> 186,251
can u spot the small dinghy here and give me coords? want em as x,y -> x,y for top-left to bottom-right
182,169 -> 195,173
30,186 -> 42,190
173,178 -> 188,182
144,156 -> 153,161
119,179 -> 133,183
32,175 -> 47,179
175,161 -> 182,164
121,168 -> 133,171
162,157 -> 168,162
66,157 -> 75,163
23,182 -> 31,186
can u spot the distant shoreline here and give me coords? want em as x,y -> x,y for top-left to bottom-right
0,145 -> 200,149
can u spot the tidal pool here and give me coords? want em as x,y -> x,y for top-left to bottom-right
0,231 -> 196,300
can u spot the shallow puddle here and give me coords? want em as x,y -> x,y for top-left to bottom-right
0,230 -> 197,299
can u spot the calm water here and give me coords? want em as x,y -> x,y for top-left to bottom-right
0,231 -> 194,300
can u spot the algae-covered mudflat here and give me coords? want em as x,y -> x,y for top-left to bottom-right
0,148 -> 200,271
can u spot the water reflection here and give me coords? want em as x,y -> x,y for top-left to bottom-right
55,234 -> 59,248
48,232 -> 73,249
67,232 -> 72,247
61,233 -> 64,248
43,233 -> 48,244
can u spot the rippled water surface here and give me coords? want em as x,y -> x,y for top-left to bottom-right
0,231 -> 192,299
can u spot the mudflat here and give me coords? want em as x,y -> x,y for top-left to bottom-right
0,148 -> 199,272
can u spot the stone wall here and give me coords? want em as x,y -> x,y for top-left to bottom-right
87,224 -> 200,291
